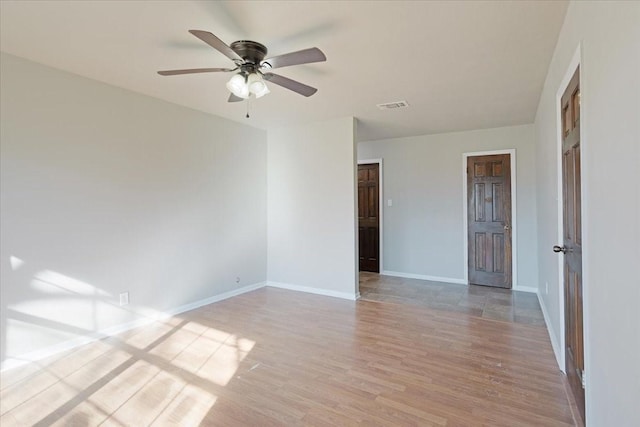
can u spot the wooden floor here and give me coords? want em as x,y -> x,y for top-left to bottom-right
359,272 -> 546,326
1,286 -> 575,426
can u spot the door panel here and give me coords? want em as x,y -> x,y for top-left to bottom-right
474,184 -> 486,220
467,154 -> 512,288
474,233 -> 486,270
492,183 -> 503,221
358,163 -> 380,272
493,234 -> 504,273
560,67 -> 585,424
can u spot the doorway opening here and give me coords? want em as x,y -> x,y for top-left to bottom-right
357,159 -> 382,274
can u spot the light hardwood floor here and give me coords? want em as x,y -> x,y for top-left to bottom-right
359,272 -> 546,326
1,286 -> 574,426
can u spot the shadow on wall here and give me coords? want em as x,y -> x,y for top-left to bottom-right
2,255 -> 158,370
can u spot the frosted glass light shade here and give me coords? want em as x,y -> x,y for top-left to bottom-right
247,73 -> 270,98
253,83 -> 270,98
226,74 -> 249,99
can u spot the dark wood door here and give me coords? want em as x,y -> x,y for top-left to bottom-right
358,163 -> 380,272
467,154 -> 512,288
559,67 -> 585,424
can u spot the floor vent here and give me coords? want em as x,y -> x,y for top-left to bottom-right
376,100 -> 409,110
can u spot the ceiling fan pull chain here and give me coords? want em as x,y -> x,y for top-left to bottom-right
246,96 -> 251,118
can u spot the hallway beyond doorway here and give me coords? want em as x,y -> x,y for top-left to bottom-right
359,272 -> 545,326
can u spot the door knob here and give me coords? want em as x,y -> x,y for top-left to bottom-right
553,245 -> 567,254
503,225 -> 510,231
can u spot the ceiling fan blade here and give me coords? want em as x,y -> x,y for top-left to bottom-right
263,73 -> 318,97
228,93 -> 244,102
189,30 -> 242,62
158,67 -> 233,76
262,47 -> 326,69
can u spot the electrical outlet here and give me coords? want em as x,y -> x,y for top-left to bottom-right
119,292 -> 129,306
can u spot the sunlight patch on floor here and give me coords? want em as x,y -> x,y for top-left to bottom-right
1,315 -> 252,426
197,334 -> 255,386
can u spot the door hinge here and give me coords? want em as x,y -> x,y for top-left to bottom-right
579,369 -> 586,389
466,167 -> 469,174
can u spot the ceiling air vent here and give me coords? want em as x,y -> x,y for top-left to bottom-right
376,101 -> 409,110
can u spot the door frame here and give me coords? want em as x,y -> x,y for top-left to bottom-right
462,149 -> 518,289
358,158 -> 384,273
555,43 -> 591,414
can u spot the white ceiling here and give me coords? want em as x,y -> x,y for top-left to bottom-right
0,1 -> 568,142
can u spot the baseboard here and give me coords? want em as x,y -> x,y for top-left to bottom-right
537,291 -> 563,370
163,281 -> 266,317
381,270 -> 467,285
0,281 -> 266,373
512,285 -> 538,294
266,281 -> 358,301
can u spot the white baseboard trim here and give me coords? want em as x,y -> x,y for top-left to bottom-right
537,291 -> 562,370
381,270 -> 467,285
0,281 -> 266,373
512,285 -> 538,294
267,281 -> 358,301
163,281 -> 266,317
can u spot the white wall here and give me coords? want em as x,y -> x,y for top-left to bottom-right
267,117 -> 358,299
0,53 -> 267,368
358,124 -> 538,290
534,2 -> 640,425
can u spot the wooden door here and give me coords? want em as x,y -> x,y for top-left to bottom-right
558,67 -> 585,424
358,163 -> 380,272
467,154 -> 512,288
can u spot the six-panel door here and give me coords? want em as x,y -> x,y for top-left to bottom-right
467,154 -> 512,288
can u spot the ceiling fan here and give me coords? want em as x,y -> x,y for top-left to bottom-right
158,30 -> 326,102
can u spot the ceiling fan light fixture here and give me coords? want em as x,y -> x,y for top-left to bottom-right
247,73 -> 270,98
226,73 -> 249,99
159,32 -> 326,104
253,84 -> 270,98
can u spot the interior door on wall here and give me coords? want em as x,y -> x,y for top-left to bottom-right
358,163 -> 380,272
467,154 -> 512,288
558,67 -> 585,424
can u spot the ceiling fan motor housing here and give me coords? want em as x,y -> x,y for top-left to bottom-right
230,40 -> 268,66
